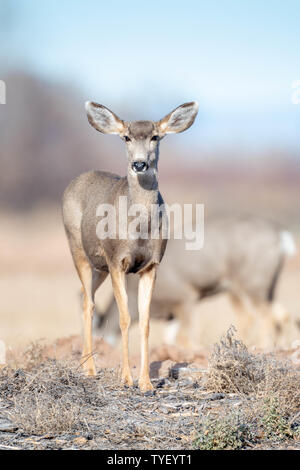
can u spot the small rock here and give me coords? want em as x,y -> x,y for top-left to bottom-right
178,379 -> 194,387
169,363 -> 188,379
0,418 -> 17,432
13,369 -> 25,378
150,360 -> 174,379
169,364 -> 201,381
162,393 -> 178,400
73,437 -> 87,446
144,390 -> 156,397
204,393 -> 225,401
158,406 -> 170,414
54,439 -> 65,447
164,403 -> 181,411
156,379 -> 165,388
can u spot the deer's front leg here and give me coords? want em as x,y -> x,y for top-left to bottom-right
138,265 -> 157,392
110,269 -> 133,387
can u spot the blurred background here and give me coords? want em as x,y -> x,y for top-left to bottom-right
0,0 -> 299,352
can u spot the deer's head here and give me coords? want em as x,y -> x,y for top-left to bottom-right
85,101 -> 198,176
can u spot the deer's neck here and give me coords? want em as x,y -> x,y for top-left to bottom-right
127,167 -> 159,208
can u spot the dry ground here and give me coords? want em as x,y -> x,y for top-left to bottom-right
0,328 -> 299,450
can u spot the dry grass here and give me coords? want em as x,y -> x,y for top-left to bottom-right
205,325 -> 267,394
206,326 -> 300,414
12,393 -> 81,436
194,327 -> 300,449
0,348 -> 107,436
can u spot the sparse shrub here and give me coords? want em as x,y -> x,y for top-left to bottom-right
13,393 -> 81,435
259,396 -> 293,440
205,326 -> 266,394
1,358 -> 106,436
256,360 -> 300,418
204,327 -> 300,447
23,341 -> 47,369
194,409 -> 254,450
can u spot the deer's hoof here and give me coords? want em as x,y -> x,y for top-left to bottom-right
121,373 -> 134,387
82,359 -> 96,377
85,366 -> 97,377
139,379 -> 154,393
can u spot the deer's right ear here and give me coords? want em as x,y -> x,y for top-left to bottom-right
85,102 -> 125,134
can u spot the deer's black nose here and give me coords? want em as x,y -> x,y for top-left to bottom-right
132,161 -> 148,173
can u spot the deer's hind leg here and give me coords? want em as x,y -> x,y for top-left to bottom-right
71,241 -> 108,376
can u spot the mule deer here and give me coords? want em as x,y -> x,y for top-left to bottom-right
95,214 -> 296,348
62,101 -> 198,391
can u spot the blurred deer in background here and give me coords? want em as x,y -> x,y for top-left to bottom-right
62,101 -> 199,391
95,215 -> 296,349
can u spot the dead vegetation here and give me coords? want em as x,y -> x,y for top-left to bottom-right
0,357 -> 107,437
0,331 -> 299,450
194,326 -> 300,449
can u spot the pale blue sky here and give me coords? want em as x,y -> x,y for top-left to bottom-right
1,0 -> 300,151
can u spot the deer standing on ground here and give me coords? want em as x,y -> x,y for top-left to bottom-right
62,101 -> 199,391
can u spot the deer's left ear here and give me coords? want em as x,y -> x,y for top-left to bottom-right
158,102 -> 199,134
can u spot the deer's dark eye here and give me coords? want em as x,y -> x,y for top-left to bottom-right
151,135 -> 159,142
124,136 -> 131,142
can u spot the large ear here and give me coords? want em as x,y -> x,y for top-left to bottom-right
85,101 -> 125,134
158,102 -> 199,134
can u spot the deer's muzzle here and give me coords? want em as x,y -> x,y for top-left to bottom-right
132,161 -> 148,173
